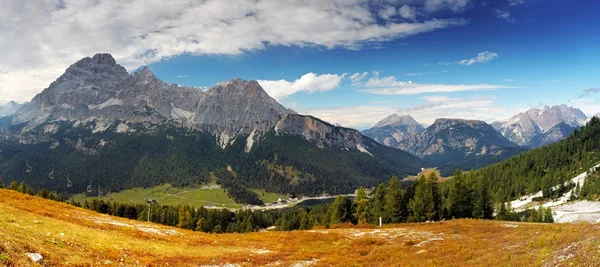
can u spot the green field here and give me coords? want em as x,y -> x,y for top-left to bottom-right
70,184 -> 243,208
252,188 -> 281,203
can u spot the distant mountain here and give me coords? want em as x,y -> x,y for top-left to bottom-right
0,101 -> 24,118
362,114 -> 424,148
499,105 -> 586,147
399,118 -> 523,175
0,53 -> 423,198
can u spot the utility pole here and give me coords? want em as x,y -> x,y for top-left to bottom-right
145,198 -> 158,222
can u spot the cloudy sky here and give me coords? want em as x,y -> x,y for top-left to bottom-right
1,0 -> 599,129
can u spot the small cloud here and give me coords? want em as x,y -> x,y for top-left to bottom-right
378,6 -> 396,20
424,0 -> 470,12
174,75 -> 190,79
496,9 -> 515,23
397,5 -> 416,20
503,79 -> 514,82
578,87 -> 600,99
405,71 -> 437,76
508,0 -> 525,6
439,51 -> 499,66
258,72 -> 343,100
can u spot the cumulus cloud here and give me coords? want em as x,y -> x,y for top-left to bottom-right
496,9 -> 515,23
349,72 -> 370,86
355,73 -> 510,95
439,51 -> 499,66
0,0 -> 469,103
258,73 -> 343,100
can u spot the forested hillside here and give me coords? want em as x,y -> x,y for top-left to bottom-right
0,123 -> 423,199
470,116 -> 600,201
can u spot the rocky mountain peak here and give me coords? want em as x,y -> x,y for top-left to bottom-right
374,114 -> 420,128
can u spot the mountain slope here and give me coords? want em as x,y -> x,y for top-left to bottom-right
399,119 -> 523,175
362,114 -> 424,148
0,53 -> 423,197
471,116 -> 600,201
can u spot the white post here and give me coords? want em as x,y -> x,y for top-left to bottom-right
147,204 -> 151,222
379,217 -> 382,227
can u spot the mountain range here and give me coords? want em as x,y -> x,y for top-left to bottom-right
363,105 -> 590,175
0,54 -> 422,198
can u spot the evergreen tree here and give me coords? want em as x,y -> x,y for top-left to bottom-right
385,176 -> 403,223
0,178 -> 4,188
447,170 -> 473,219
371,183 -> 386,224
7,181 -> 17,191
329,196 -> 353,225
353,187 -> 371,224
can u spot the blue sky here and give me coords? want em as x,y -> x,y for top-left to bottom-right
2,0 -> 599,129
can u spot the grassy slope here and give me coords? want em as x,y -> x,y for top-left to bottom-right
2,189 -> 600,266
70,184 -> 243,208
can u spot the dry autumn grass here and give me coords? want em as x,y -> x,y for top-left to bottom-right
1,189 -> 600,267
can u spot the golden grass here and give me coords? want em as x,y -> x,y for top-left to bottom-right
1,189 -> 600,266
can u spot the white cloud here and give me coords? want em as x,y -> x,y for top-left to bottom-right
496,9 -> 515,23
357,73 -> 510,95
349,72 -> 370,86
398,5 -> 416,20
439,51 -> 499,66
0,0 -> 469,103
503,78 -> 514,82
258,73 -> 343,100
378,6 -> 396,20
425,0 -> 470,12
174,75 -> 190,79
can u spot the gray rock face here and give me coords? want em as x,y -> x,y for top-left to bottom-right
275,114 -> 378,154
362,114 -> 425,148
0,101 -> 24,117
12,54 -> 293,145
499,105 -> 587,147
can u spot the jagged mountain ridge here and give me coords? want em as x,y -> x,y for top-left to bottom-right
498,105 -> 587,147
0,53 -> 424,196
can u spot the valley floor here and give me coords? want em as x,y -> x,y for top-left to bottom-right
1,189 -> 600,266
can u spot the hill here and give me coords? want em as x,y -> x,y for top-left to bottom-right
2,189 -> 600,266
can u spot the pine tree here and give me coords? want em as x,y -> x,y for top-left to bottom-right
353,187 -> 371,224
447,170 -> 473,219
7,181 -> 17,191
385,176 -> 403,223
371,183 -> 386,224
0,178 -> 4,189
